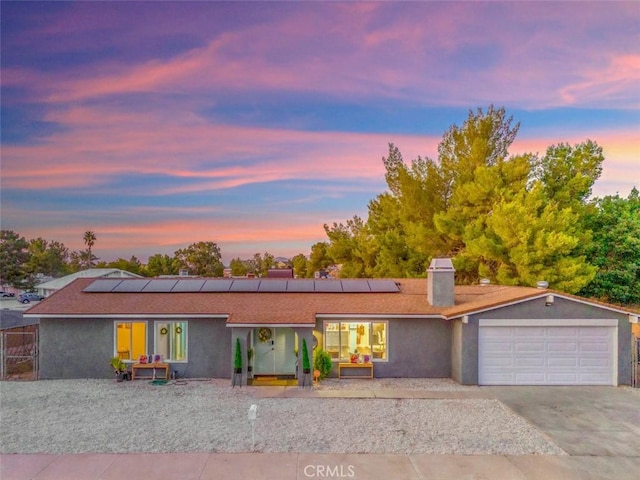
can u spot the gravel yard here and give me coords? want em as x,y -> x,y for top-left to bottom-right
0,378 -> 565,456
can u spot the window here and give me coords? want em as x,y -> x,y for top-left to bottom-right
155,321 -> 188,362
115,322 -> 147,361
324,321 -> 387,361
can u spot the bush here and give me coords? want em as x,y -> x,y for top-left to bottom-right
313,348 -> 333,379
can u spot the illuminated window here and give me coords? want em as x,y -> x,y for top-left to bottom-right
323,321 -> 387,361
155,321 -> 188,362
115,322 -> 147,361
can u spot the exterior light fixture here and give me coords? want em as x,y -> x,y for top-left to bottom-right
629,315 -> 639,324
545,294 -> 554,307
462,315 -> 469,324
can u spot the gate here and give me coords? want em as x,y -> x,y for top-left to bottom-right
0,328 -> 39,380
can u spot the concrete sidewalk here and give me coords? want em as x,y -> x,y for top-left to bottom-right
2,452 -> 638,480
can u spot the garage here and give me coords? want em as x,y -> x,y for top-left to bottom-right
478,319 -> 617,386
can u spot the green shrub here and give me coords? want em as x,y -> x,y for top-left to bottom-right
313,348 -> 333,379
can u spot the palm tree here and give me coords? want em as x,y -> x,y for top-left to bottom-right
83,231 -> 96,269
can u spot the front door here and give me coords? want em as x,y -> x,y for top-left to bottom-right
253,327 -> 296,375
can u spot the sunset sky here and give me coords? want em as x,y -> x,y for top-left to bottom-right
2,1 -> 639,264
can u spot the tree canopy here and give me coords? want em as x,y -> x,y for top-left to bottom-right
319,106 -> 634,302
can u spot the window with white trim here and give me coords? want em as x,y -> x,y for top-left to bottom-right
155,321 -> 188,362
324,321 -> 387,361
115,322 -> 147,361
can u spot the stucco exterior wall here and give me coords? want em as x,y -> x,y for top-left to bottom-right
40,318 -> 113,379
455,295 -> 633,385
314,317 -> 451,378
39,318 -> 230,380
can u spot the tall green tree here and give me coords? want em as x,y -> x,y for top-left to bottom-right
144,254 -> 178,277
0,230 -> 31,288
246,252 -> 275,277
26,238 -> 69,277
307,242 -> 332,276
324,216 -> 376,278
174,241 -> 224,277
578,188 -> 640,305
229,257 -> 248,276
291,253 -> 309,278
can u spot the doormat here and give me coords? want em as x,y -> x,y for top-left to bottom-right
249,378 -> 298,386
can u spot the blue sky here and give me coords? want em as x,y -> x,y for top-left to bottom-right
1,1 -> 639,263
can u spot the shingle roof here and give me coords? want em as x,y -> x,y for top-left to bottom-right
24,277 -> 638,324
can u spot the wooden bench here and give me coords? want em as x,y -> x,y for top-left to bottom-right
131,363 -> 169,381
338,362 -> 373,379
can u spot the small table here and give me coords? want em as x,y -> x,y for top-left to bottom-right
338,362 -> 373,379
131,362 -> 169,381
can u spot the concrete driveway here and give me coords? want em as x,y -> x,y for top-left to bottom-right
487,386 -> 640,456
487,386 -> 640,479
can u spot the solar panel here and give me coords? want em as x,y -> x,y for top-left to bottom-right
112,279 -> 150,292
173,279 -> 206,292
368,280 -> 400,293
258,280 -> 288,292
286,280 -> 316,292
314,280 -> 342,292
142,279 -> 178,292
229,279 -> 260,292
83,279 -> 124,292
201,279 -> 233,292
341,280 -> 372,293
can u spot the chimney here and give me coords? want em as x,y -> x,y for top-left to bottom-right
427,258 -> 455,307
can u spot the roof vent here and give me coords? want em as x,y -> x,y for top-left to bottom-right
536,281 -> 549,289
479,278 -> 490,286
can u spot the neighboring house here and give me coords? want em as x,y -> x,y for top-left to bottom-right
24,259 -> 637,387
34,268 -> 143,298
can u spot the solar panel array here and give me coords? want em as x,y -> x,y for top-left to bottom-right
83,278 -> 399,293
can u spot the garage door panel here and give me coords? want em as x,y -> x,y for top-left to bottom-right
514,372 -> 546,383
548,342 -> 578,353
579,357 -> 611,367
547,357 -> 578,367
483,357 -> 514,367
515,357 -> 546,367
479,325 -> 615,386
515,342 -> 545,353
580,342 -> 610,353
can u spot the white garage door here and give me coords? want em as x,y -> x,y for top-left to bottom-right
478,319 -> 617,385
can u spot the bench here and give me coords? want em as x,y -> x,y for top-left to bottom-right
338,362 -> 373,379
131,363 -> 169,381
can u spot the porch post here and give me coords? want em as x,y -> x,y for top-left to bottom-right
230,327 -> 250,386
293,327 -> 315,387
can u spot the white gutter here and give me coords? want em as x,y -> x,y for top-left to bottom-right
24,314 -> 228,319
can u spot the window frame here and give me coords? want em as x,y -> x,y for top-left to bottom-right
113,320 -> 148,363
153,320 -> 188,363
323,320 -> 388,362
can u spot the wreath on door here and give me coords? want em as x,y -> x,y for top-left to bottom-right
258,327 -> 272,342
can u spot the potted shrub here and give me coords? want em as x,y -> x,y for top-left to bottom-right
110,356 -> 129,382
302,338 -> 311,375
234,338 -> 242,374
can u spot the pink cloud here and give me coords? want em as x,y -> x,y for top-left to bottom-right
5,2 -> 632,110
